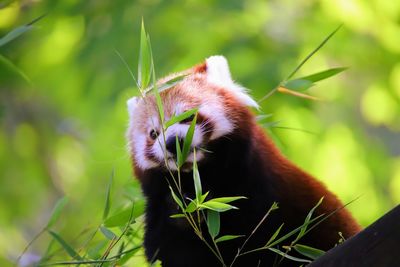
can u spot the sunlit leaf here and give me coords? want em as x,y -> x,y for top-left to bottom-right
283,79 -> 314,91
185,200 -> 197,213
48,231 -> 82,260
138,19 -> 151,89
277,86 -> 320,101
293,244 -> 325,260
0,14 -> 46,47
199,201 -> 238,212
192,151 -> 202,202
164,109 -> 198,129
46,197 -> 68,229
169,186 -> 184,210
206,210 -> 220,238
299,67 -> 347,83
103,171 -> 113,220
265,223 -> 284,246
182,113 -> 198,165
209,196 -> 246,204
100,226 -> 117,240
215,235 -> 244,243
268,248 -> 312,263
104,203 -> 138,227
170,213 -> 186,218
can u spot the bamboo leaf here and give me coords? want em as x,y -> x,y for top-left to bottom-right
185,200 -> 197,213
199,201 -> 237,212
170,213 -> 186,218
103,171 -> 113,220
192,151 -> 202,202
265,223 -> 284,246
169,186 -> 184,210
48,231 -> 82,260
209,196 -> 246,204
46,197 -> 68,229
293,244 -> 325,260
138,20 -> 151,89
0,14 -> 46,47
176,135 -> 183,167
100,226 -> 117,240
268,248 -> 312,263
164,108 -> 198,129
283,79 -> 314,91
299,67 -> 347,83
295,197 -> 324,242
104,204 -> 137,227
215,235 -> 244,243
206,210 -> 220,239
182,113 -> 197,165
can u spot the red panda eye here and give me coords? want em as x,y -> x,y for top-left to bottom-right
149,129 -> 159,140
181,114 -> 195,124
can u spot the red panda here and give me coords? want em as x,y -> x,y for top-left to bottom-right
126,56 -> 361,267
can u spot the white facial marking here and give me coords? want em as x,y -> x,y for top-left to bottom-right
127,97 -> 139,118
206,55 -> 259,109
199,103 -> 233,140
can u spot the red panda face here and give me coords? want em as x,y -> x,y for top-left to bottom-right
127,56 -> 258,172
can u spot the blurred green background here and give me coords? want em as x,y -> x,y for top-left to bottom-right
1,0 -> 399,266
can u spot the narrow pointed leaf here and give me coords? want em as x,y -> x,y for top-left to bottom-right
46,197 -> 68,229
209,196 -> 246,204
284,79 -> 314,91
265,223 -> 284,246
164,109 -> 198,129
192,152 -> 202,202
293,244 -> 325,260
0,14 -> 46,47
199,191 -> 210,204
48,231 -> 82,260
138,20 -> 151,88
206,210 -> 220,239
199,201 -> 237,212
277,87 -> 320,101
295,197 -> 324,241
182,113 -> 198,164
176,135 -> 183,167
170,213 -> 186,218
103,171 -> 113,220
169,186 -> 184,210
215,235 -> 244,243
268,248 -> 312,263
100,226 -> 117,240
299,67 -> 347,83
185,200 -> 197,213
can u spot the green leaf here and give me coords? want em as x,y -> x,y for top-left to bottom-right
299,67 -> 347,83
104,203 -> 138,227
0,14 -> 45,47
192,151 -> 202,202
0,54 -> 32,84
169,186 -> 184,210
48,231 -> 82,260
295,197 -> 324,242
182,113 -> 198,166
215,235 -> 244,243
100,226 -> 117,240
268,248 -> 312,263
265,223 -> 284,246
138,19 -> 151,89
103,171 -> 113,220
284,79 -> 314,91
199,191 -> 210,204
256,114 -> 273,122
199,201 -> 238,212
175,135 -> 183,167
46,197 -> 68,229
293,244 -> 325,260
209,196 -> 246,204
164,108 -> 198,129
185,200 -> 197,213
170,213 -> 186,218
117,246 -> 142,265
206,210 -> 220,239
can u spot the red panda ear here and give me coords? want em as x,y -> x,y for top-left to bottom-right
205,56 -> 259,109
127,97 -> 139,117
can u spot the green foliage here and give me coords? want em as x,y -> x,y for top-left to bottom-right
1,1 -> 399,266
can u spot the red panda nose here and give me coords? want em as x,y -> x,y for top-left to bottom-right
165,136 -> 184,156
